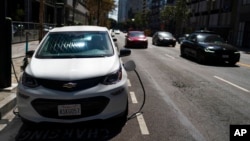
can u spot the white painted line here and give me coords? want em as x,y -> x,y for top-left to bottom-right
214,76 -> 250,93
130,92 -> 138,103
136,113 -> 149,135
127,79 -> 131,87
165,54 -> 175,59
0,109 -> 16,131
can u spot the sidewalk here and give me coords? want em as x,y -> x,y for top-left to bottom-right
0,41 -> 39,119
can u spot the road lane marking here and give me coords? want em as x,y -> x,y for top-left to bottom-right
237,62 -> 250,68
0,109 -> 15,131
130,92 -> 138,103
136,113 -> 150,135
127,79 -> 131,87
214,76 -> 250,93
164,54 -> 175,59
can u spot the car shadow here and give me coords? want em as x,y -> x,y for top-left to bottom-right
180,55 -> 240,67
123,46 -> 147,49
15,119 -> 126,141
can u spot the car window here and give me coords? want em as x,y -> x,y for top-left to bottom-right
129,32 -> 144,37
158,32 -> 173,38
203,35 -> 225,43
36,31 -> 114,58
188,34 -> 197,42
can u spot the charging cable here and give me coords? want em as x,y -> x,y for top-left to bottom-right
127,68 -> 146,120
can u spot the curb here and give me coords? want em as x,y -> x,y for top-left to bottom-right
0,93 -> 16,120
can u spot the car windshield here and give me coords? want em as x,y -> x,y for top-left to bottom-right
197,34 -> 225,43
36,31 -> 114,58
158,32 -> 173,38
129,32 -> 145,37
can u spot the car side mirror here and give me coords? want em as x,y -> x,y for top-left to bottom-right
26,50 -> 35,58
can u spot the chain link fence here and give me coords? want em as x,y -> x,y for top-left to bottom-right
12,21 -> 55,44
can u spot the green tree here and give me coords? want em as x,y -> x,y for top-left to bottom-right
160,0 -> 190,34
86,0 -> 116,26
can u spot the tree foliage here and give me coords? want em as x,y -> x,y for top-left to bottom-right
160,0 -> 190,33
86,0 -> 116,26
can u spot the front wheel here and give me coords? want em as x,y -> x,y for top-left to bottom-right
228,61 -> 237,66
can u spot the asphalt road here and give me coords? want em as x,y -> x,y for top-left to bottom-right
1,33 -> 250,141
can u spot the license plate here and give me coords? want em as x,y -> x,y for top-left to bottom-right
58,104 -> 81,116
222,55 -> 229,58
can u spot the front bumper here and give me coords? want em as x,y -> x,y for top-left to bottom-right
17,79 -> 129,123
204,51 -> 240,63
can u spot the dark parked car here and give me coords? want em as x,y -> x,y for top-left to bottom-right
125,31 -> 148,48
152,31 -> 176,47
180,31 -> 240,65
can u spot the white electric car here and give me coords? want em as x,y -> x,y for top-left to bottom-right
17,26 -> 132,124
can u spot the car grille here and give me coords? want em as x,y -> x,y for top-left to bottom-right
31,97 -> 109,119
214,50 -> 235,54
36,76 -> 104,92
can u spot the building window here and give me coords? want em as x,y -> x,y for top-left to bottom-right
243,0 -> 250,5
237,22 -> 245,46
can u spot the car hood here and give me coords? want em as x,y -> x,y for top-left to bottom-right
25,56 -> 120,81
201,42 -> 238,51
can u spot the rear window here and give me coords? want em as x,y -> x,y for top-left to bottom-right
36,31 -> 114,58
129,31 -> 145,37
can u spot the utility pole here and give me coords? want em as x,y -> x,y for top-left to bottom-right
39,0 -> 44,42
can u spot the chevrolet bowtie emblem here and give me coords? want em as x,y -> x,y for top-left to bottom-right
63,82 -> 77,89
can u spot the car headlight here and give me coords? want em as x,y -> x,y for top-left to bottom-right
128,38 -> 133,41
234,51 -> 240,54
102,67 -> 122,85
204,46 -> 215,53
22,72 -> 39,88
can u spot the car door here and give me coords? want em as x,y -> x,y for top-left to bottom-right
184,34 -> 198,57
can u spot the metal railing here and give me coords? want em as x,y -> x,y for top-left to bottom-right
12,21 -> 55,44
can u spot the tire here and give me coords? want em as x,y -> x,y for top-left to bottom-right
180,47 -> 186,57
228,61 -> 237,66
172,43 -> 176,47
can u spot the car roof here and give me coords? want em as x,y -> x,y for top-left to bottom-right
194,30 -> 216,34
50,26 -> 108,32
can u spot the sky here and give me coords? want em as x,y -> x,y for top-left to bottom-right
108,0 -> 118,21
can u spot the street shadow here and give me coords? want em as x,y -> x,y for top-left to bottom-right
15,119 -> 126,141
180,55 -> 240,67
123,46 -> 147,49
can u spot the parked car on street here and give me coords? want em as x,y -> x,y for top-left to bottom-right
125,31 -> 148,48
114,29 -> 121,34
17,25 -> 132,124
180,31 -> 240,65
152,31 -> 176,47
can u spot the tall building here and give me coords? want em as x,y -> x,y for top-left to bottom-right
150,0 -> 174,32
6,0 -> 89,25
126,0 -> 144,20
234,0 -> 250,49
118,0 -> 127,22
186,0 -> 250,49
